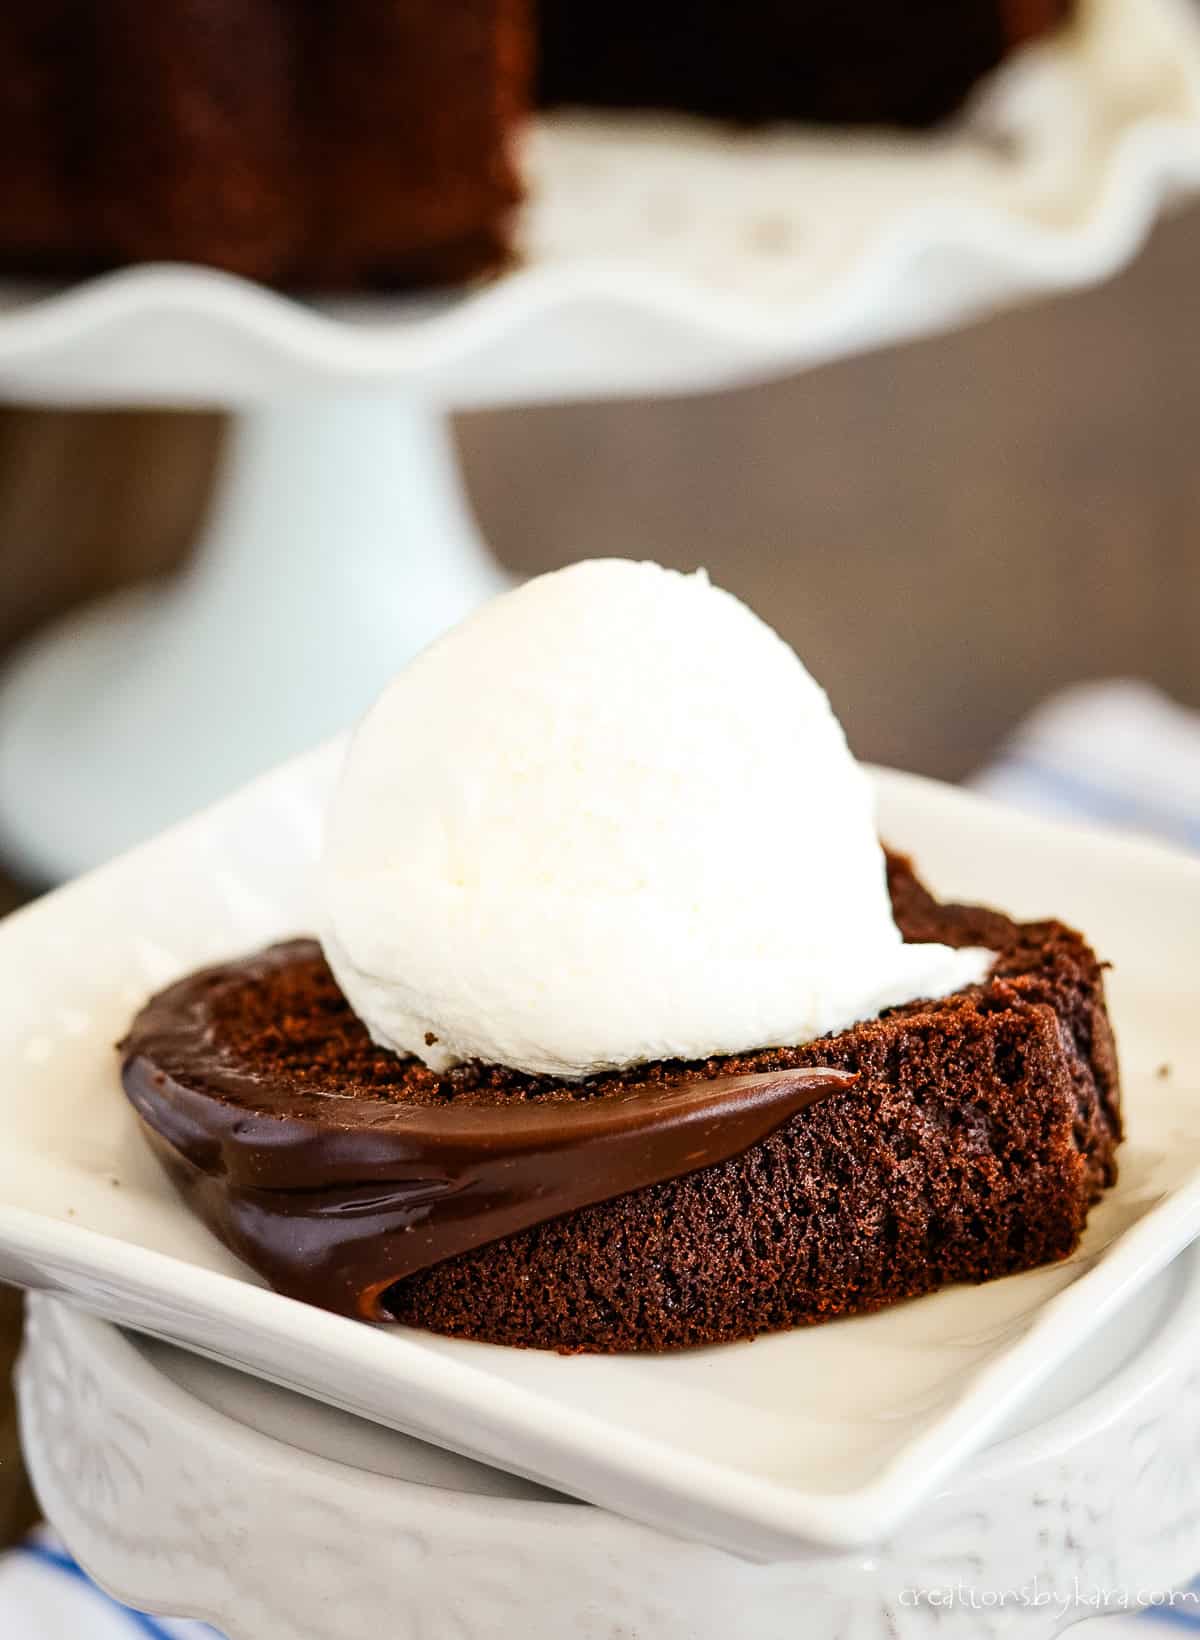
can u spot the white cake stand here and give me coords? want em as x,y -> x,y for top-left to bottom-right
18,1242 -> 1200,1640
0,0 -> 1198,883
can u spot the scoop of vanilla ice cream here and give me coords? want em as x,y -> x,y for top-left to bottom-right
321,559 -> 989,1078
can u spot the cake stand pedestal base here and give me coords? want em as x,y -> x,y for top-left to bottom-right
0,397 -> 508,883
17,1251 -> 1200,1640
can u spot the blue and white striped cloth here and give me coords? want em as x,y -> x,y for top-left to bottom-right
969,679 -> 1200,853
5,679 -> 1200,1639
0,1527 -> 219,1639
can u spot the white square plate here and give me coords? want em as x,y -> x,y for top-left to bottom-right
0,744 -> 1196,1558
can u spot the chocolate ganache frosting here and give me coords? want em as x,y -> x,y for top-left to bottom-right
120,940 -> 858,1320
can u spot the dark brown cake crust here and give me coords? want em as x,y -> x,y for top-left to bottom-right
120,854 -> 1120,1352
537,0 -> 1073,128
0,1 -> 530,290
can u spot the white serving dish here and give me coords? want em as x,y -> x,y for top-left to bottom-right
0,743 -> 1195,1557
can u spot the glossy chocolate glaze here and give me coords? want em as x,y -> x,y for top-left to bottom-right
120,942 -> 858,1321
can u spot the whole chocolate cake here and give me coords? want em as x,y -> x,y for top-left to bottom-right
121,853 -> 1120,1353
0,0 -> 1072,289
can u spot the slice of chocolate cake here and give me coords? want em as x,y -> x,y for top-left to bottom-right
120,853 -> 1120,1353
